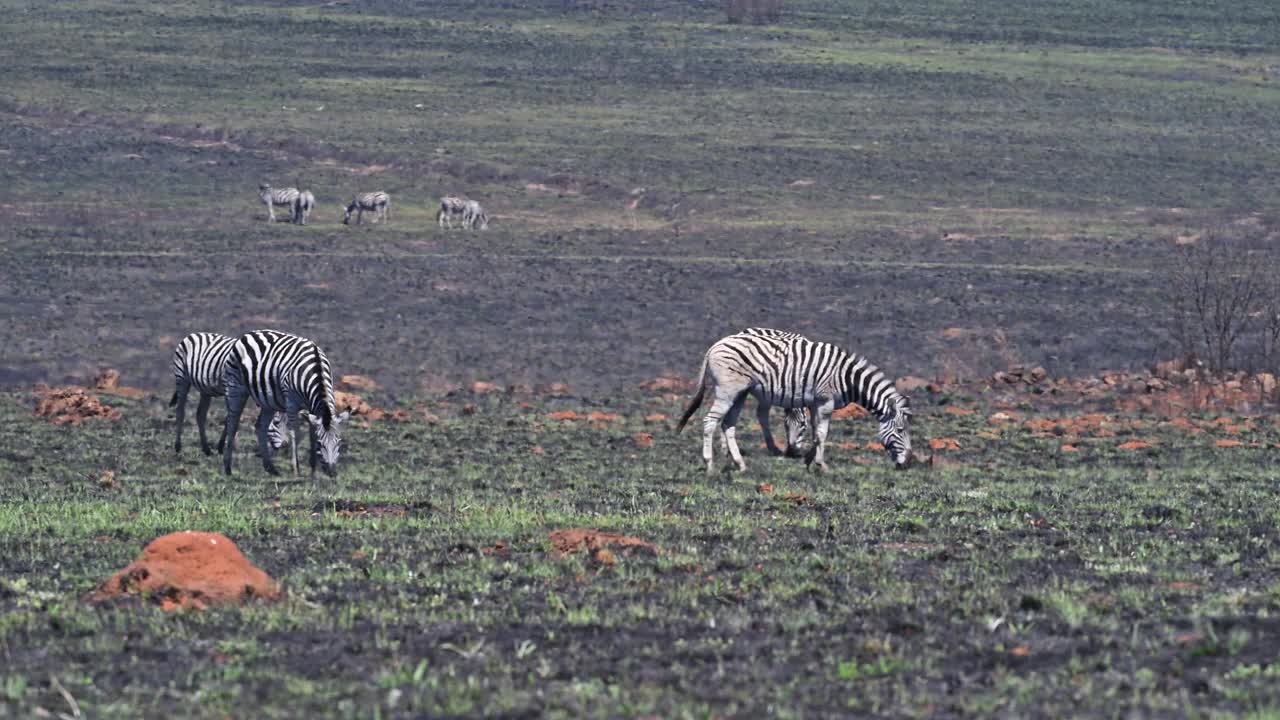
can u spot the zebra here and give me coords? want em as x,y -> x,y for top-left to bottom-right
292,190 -> 315,225
343,191 -> 390,225
436,196 -> 467,229
170,332 -> 289,456
739,327 -> 810,457
677,328 -> 914,474
462,199 -> 489,230
222,330 -> 351,477
258,184 -> 301,223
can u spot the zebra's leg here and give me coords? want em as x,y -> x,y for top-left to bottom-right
804,402 -> 835,473
784,408 -> 808,458
255,408 -> 281,476
265,202 -> 275,223
195,393 -> 215,455
222,381 -> 248,476
754,395 -> 784,457
721,394 -> 749,472
285,406 -> 303,476
700,394 -> 737,475
172,380 -> 191,454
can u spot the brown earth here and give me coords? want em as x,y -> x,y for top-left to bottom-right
87,531 -> 281,611
548,529 -> 659,557
34,384 -> 122,425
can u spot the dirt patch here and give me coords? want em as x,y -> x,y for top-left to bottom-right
339,374 -> 379,391
312,499 -> 433,518
86,531 -> 281,611
93,369 -> 148,398
548,529 -> 659,557
34,384 -> 122,425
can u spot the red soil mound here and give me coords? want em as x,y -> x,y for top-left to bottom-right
87,531 -> 281,611
34,384 -> 122,425
548,529 -> 658,557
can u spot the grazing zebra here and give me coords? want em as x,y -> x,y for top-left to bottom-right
436,196 -> 467,229
222,330 -> 351,477
258,184 -> 301,223
739,327 -> 810,458
462,199 -> 489,230
343,191 -> 390,225
293,190 -> 315,225
677,328 -> 914,474
170,332 -> 289,456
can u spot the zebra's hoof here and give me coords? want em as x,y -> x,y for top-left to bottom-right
263,464 -> 282,477
200,445 -> 213,456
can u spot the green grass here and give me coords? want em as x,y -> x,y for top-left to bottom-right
3,392 -> 1280,716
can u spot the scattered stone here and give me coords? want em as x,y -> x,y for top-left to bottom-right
833,404 -> 868,419
548,410 -> 579,421
1117,440 -> 1153,450
540,382 -> 573,396
471,381 -> 500,394
632,432 -> 654,449
757,483 -> 774,494
87,531 -> 281,611
639,376 -> 689,393
928,437 -> 960,450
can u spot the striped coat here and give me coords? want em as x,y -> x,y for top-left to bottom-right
678,328 -> 914,473
222,330 -> 351,477
170,332 -> 288,456
259,184 -> 301,223
437,196 -> 467,229
343,191 -> 390,225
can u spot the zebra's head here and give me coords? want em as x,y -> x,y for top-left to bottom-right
877,396 -> 914,469
342,203 -> 354,224
300,409 -> 352,476
268,412 -> 291,450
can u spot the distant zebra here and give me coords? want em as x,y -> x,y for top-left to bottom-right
222,330 -> 351,477
436,196 -> 467,229
170,332 -> 289,456
343,191 -> 390,225
259,184 -> 301,223
677,328 -> 914,474
293,190 -> 315,225
462,199 -> 489,230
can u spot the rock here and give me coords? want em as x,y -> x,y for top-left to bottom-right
548,529 -> 658,556
632,432 -> 654,448
86,531 -> 281,611
333,391 -> 374,416
1257,372 -> 1277,396
470,381 -> 500,394
540,382 -> 573,396
1153,358 -> 1187,380
894,376 -> 931,393
1026,366 -> 1048,384
34,385 -> 122,425
638,377 -> 689,393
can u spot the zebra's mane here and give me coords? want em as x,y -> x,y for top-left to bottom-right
840,352 -> 902,419
312,344 -> 334,430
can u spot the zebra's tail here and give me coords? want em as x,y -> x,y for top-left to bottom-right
168,390 -> 179,408
676,356 -> 708,433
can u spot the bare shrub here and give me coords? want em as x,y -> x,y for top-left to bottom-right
723,0 -> 782,24
1166,229 -> 1274,374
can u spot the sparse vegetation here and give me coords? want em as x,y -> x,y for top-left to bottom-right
2,0 -> 1280,716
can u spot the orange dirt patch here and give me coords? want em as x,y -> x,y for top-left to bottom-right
34,384 -> 122,425
944,406 -> 973,416
1060,444 -> 1079,452
93,369 -> 147,398
86,531 -> 281,611
644,413 -> 668,422
833,404 -> 869,419
928,437 -> 960,451
548,529 -> 659,557
548,410 -> 580,421
1010,646 -> 1031,657
334,391 -> 374,416
587,411 -> 619,423
757,483 -> 774,494
780,492 -> 810,505
632,432 -> 654,449
1214,439 -> 1245,448
471,381 -> 500,394
1117,440 -> 1153,450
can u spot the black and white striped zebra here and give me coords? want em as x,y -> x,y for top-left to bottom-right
222,330 -> 351,477
170,332 -> 289,456
343,191 -> 390,225
259,184 -> 300,223
739,327 -> 810,457
292,190 -> 315,225
436,196 -> 467,229
677,328 -> 914,474
462,199 -> 489,230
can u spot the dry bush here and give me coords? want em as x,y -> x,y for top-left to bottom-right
723,0 -> 782,24
1166,229 -> 1277,374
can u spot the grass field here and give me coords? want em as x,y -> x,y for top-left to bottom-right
2,0 -> 1280,716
